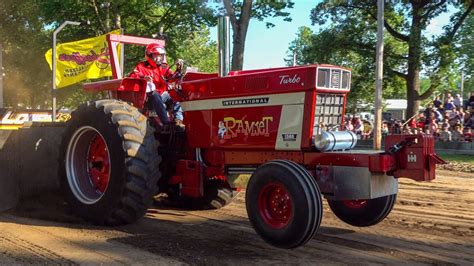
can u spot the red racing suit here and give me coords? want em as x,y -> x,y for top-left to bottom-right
129,61 -> 178,94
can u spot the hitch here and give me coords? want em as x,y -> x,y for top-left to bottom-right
385,134 -> 446,181
386,136 -> 417,154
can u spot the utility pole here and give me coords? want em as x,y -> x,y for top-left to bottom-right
0,44 -> 3,108
373,0 -> 384,150
461,72 -> 464,99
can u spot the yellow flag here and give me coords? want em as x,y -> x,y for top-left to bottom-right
45,29 -> 121,88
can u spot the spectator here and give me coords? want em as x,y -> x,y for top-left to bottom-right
458,107 -> 465,122
432,107 -> 443,122
433,95 -> 442,109
427,117 -> 438,136
416,113 -> 425,129
344,119 -> 354,131
439,127 -> 452,141
468,92 -> 474,108
448,110 -> 461,127
444,99 -> 455,111
381,122 -> 389,136
393,120 -> 403,134
433,127 -> 441,139
464,113 -> 474,129
423,104 -> 433,120
446,92 -> 454,103
402,124 -> 412,134
451,124 -> 464,141
464,127 -> 472,142
441,117 -> 450,131
353,117 -> 364,136
408,116 -> 417,129
454,94 -> 463,108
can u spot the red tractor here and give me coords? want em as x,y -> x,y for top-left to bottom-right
58,33 -> 444,249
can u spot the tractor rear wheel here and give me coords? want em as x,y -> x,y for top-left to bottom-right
327,194 -> 397,227
246,160 -> 322,249
59,100 -> 161,225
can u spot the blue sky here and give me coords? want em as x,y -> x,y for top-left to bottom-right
211,1 -> 454,70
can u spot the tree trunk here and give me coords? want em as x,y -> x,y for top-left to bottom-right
231,29 -> 246,70
225,0 -> 252,71
405,3 -> 424,119
406,72 -> 420,119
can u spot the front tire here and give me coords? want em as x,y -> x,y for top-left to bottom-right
59,100 -> 161,225
246,160 -> 322,249
327,194 -> 397,227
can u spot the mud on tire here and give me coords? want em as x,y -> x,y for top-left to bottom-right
58,100 -> 161,225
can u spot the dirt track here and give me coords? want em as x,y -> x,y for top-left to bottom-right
1,170 -> 473,265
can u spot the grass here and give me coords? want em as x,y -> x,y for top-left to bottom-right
438,153 -> 474,164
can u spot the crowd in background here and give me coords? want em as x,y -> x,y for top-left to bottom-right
344,92 -> 474,142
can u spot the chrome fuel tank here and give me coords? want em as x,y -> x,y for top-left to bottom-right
313,131 -> 357,152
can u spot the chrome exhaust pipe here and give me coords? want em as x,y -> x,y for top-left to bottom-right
218,16 -> 230,77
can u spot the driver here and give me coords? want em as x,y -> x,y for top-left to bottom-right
129,43 -> 184,130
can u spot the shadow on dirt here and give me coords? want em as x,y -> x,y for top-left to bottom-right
4,195 -> 467,265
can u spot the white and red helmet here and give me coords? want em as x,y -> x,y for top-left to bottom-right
145,43 -> 166,67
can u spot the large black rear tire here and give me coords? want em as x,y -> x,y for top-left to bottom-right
59,100 -> 161,225
327,194 -> 397,227
246,160 -> 322,249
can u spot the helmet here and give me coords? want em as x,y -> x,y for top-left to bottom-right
145,43 -> 166,67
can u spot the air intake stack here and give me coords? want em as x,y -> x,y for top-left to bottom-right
218,16 -> 230,77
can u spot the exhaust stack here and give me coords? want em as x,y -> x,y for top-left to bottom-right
218,16 -> 230,77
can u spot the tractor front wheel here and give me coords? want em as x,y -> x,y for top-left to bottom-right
327,194 -> 397,227
246,160 -> 322,249
59,100 -> 161,225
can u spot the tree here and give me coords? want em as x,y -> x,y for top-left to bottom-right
220,0 -> 294,70
286,13 -> 405,112
284,26 -> 314,66
456,13 -> 473,97
0,0 -> 217,109
0,0 -> 53,108
174,28 -> 218,73
38,0 -> 215,66
309,1 -> 473,118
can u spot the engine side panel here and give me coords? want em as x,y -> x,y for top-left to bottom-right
182,92 -> 307,150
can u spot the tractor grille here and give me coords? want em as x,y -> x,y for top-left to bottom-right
313,93 -> 344,135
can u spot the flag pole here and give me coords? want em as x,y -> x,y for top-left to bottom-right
52,21 -> 81,122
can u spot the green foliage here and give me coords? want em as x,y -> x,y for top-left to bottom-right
217,0 -> 294,70
456,13 -> 473,97
0,0 -> 51,108
284,26 -> 313,66
295,0 -> 473,117
1,0 -> 219,109
174,28 -> 218,73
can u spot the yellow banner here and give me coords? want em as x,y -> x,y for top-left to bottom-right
45,29 -> 121,88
